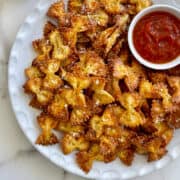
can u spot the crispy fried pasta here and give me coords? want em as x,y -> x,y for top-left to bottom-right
23,0 -> 180,173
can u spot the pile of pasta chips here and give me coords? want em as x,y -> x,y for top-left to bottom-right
24,0 -> 180,173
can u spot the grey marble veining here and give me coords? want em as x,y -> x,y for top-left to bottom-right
0,0 -> 180,180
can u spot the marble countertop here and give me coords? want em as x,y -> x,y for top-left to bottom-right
0,0 -> 180,179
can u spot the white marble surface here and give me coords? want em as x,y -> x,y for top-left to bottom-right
0,0 -> 180,179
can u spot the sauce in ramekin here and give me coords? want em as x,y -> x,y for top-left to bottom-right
133,11 -> 180,64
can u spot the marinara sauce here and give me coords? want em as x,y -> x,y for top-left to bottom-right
133,11 -> 180,64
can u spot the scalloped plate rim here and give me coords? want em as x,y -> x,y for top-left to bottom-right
8,0 -> 180,179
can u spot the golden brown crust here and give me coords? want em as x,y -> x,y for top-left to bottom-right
49,30 -> 71,61
167,76 -> 180,104
84,0 -> 101,12
139,80 -> 158,99
118,148 -> 135,166
43,21 -> 57,38
68,0 -> 83,13
25,66 -> 44,79
99,136 -> 119,155
56,121 -> 84,133
47,1 -> 67,26
76,151 -> 93,173
111,58 -> 145,92
70,107 -> 91,125
76,144 -> 105,173
88,9 -> 109,27
61,133 -> 89,154
35,113 -> 59,145
93,14 -> 130,55
129,0 -> 152,13
167,107 -> 180,129
36,133 -> 58,145
78,51 -> 108,77
24,78 -> 53,106
47,93 -> 69,120
151,100 -> 165,121
100,0 -> 126,14
148,71 -> 167,84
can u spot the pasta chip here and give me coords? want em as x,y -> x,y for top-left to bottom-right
36,113 -> 58,145
61,133 -> 89,154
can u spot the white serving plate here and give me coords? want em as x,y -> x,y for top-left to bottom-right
8,0 -> 180,179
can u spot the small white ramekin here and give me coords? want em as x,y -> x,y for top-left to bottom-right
128,4 -> 180,70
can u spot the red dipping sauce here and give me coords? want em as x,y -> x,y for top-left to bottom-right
133,11 -> 180,64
